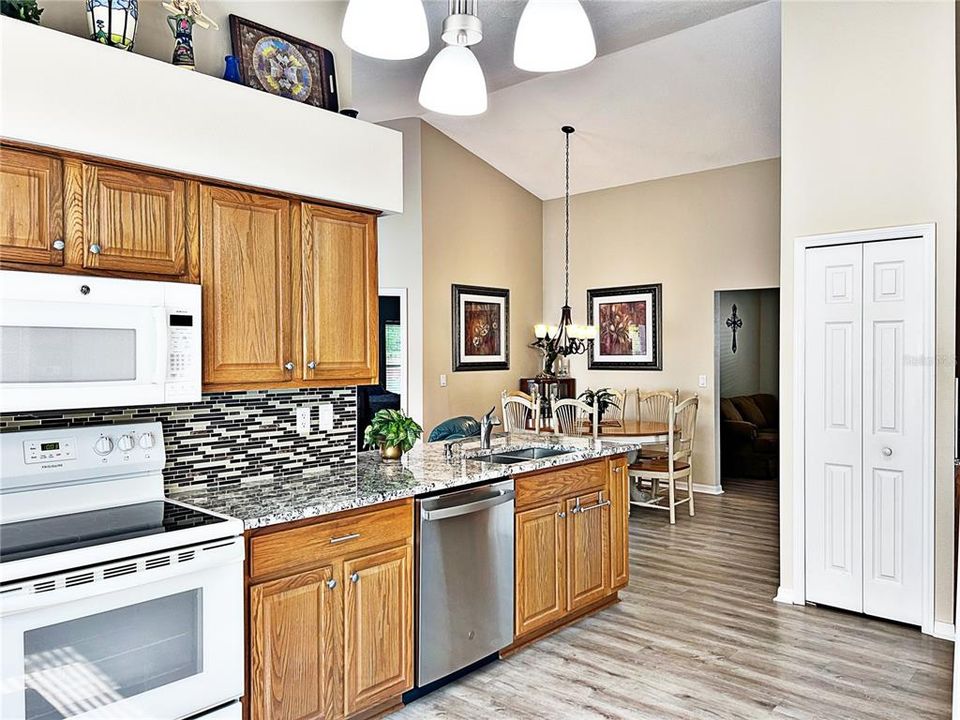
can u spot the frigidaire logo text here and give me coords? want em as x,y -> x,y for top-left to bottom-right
40,463 -> 64,470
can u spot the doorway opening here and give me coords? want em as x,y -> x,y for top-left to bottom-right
357,289 -> 408,450
713,288 -> 780,494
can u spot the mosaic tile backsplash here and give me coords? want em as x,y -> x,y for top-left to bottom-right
0,387 -> 357,494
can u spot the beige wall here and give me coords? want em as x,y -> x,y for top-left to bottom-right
779,0 -> 957,624
543,159 -> 781,489
421,123 -> 543,432
41,0 -> 352,105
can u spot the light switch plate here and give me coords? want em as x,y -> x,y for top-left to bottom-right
698,375 -> 708,388
440,374 -> 447,387
296,406 -> 311,436
317,403 -> 334,432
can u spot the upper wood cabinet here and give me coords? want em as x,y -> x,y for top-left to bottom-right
82,163 -> 189,276
200,185 -> 295,386
0,147 -> 64,266
250,566 -> 339,720
300,204 -> 378,385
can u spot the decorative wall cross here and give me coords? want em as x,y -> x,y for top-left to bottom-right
726,304 -> 742,353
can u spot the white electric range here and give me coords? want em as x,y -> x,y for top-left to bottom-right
0,422 -> 244,720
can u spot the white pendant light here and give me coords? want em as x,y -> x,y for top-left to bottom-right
342,0 -> 429,60
419,45 -> 488,116
513,0 -> 596,72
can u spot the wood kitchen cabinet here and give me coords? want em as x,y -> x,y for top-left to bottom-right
608,456 -> 630,591
247,501 -> 414,720
515,501 -> 567,636
300,204 -> 377,385
565,489 -> 611,611
0,146 -> 64,267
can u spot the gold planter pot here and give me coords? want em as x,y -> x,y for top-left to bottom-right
379,444 -> 404,462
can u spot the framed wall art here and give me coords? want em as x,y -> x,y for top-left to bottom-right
587,284 -> 662,370
452,284 -> 510,372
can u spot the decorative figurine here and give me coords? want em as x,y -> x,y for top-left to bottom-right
162,0 -> 217,71
86,0 -> 138,50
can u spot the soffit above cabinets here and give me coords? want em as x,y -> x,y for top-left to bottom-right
0,18 -> 403,215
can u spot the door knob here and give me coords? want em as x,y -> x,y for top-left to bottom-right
89,243 -> 101,254
350,572 -> 360,583
881,447 -> 893,457
52,239 -> 65,251
284,362 -> 295,371
307,361 -> 317,369
326,578 -> 337,590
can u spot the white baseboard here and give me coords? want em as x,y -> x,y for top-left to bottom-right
692,483 -> 724,495
932,621 -> 955,641
773,586 -> 795,605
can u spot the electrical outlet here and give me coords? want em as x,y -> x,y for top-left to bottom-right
296,406 -> 311,436
698,375 -> 708,388
440,374 -> 447,387
317,403 -> 334,432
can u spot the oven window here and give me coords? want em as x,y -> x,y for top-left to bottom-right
1,327 -> 136,383
23,589 -> 202,720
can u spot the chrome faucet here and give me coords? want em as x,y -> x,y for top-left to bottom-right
480,407 -> 501,450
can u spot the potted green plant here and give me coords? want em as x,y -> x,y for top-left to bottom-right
1,0 -> 43,23
578,387 -> 620,423
363,409 -> 423,461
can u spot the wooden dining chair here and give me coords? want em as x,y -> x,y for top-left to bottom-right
627,395 -> 699,524
607,388 -> 627,426
636,389 -> 680,459
551,397 -> 598,439
501,390 -> 539,433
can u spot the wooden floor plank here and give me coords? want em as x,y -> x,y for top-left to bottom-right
394,477 -> 953,719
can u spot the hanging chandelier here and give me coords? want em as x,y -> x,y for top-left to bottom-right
531,125 -> 595,377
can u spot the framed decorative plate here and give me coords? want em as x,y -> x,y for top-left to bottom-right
452,284 -> 510,372
229,15 -> 339,112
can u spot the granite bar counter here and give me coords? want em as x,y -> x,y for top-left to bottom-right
168,431 -> 642,530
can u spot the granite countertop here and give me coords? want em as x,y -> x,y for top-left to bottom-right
168,431 -> 642,530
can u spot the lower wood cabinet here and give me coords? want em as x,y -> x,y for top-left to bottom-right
514,456 -> 629,642
247,501 -> 413,720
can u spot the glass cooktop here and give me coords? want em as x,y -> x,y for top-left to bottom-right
0,501 -> 227,563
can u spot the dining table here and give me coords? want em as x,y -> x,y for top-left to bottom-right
530,419 -> 676,446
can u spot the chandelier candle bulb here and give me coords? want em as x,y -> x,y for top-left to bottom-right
534,324 -> 548,339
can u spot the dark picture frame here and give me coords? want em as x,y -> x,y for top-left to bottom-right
587,284 -> 663,370
229,15 -> 339,112
452,284 -> 510,372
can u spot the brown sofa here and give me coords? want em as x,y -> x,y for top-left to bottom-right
719,394 -> 779,479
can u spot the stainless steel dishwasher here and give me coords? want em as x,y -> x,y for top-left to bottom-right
414,478 -> 515,689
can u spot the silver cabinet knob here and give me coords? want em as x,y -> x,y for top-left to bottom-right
350,572 -> 360,583
326,578 -> 337,590
557,511 -> 566,518
307,361 -> 317,369
284,362 -> 295,371
52,239 -> 65,251
881,447 -> 893,457
89,243 -> 101,254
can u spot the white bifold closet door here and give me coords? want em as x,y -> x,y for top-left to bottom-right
804,238 -> 925,625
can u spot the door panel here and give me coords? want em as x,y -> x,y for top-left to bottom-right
342,544 -> 412,716
515,502 -> 566,636
608,458 -> 629,590
301,204 -> 377,383
83,164 -> 187,276
566,491 -> 610,612
804,243 -> 864,612
0,147 -> 64,266
862,237 -> 924,624
200,186 -> 294,385
249,567 -> 338,720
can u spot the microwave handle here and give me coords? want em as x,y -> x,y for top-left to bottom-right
154,306 -> 168,385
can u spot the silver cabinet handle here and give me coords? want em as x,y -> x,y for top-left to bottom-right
52,239 -> 65,251
557,511 -> 566,518
350,572 -> 360,583
326,578 -> 337,590
89,243 -> 101,254
307,361 -> 317,369
579,500 -> 612,512
882,447 -> 893,457
284,362 -> 295,371
330,532 -> 360,544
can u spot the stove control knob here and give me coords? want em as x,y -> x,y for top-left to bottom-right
94,436 -> 114,456
139,433 -> 155,450
117,434 -> 135,452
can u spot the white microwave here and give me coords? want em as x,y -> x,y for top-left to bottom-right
0,271 -> 201,412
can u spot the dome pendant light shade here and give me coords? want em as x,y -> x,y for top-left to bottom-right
418,45 -> 488,116
513,0 -> 596,72
342,0 -> 429,60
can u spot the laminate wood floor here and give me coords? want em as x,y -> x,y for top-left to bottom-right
395,477 -> 954,719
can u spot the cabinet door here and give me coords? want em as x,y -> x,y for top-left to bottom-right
250,566 -> 339,720
515,501 -> 566,636
608,457 -> 630,591
83,164 -> 187,276
0,147 -> 64,266
566,490 -> 610,611
342,544 -> 413,716
200,185 -> 295,385
301,204 -> 378,384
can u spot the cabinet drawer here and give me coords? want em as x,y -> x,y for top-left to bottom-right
515,460 -> 607,510
250,501 -> 412,581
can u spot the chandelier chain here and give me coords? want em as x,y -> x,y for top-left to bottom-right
564,128 -> 570,306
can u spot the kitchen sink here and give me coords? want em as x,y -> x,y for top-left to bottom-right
469,447 -> 572,464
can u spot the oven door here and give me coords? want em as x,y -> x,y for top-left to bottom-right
0,300 -> 167,412
0,540 -> 243,720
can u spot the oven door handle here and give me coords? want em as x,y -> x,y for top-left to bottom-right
0,536 -> 244,616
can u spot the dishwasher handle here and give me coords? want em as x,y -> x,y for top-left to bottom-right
421,489 -> 515,521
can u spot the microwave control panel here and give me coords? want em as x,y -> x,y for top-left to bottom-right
165,312 -> 200,399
